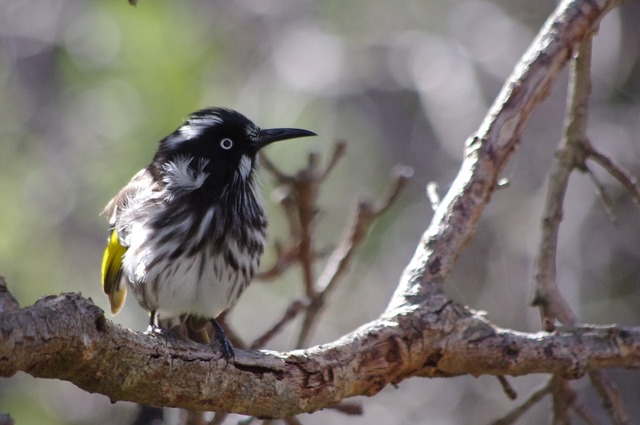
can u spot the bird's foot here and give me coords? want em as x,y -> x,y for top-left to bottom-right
210,319 -> 235,361
145,323 -> 178,344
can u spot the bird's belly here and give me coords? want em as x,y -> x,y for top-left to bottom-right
126,248 -> 257,320
156,254 -> 237,319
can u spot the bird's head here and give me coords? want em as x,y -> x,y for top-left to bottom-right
151,107 -> 315,198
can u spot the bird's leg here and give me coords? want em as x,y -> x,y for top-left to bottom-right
146,310 -> 162,334
145,310 -> 176,342
210,318 -> 234,360
186,316 -> 211,343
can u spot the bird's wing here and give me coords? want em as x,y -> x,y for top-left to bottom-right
101,168 -> 154,315
102,168 -> 153,226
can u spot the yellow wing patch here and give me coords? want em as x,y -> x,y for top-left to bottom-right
101,230 -> 128,315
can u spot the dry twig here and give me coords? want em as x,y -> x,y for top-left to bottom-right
531,37 -> 631,424
496,375 -> 518,400
586,146 -> 640,205
491,383 -> 552,425
262,142 -> 411,349
249,300 -> 307,349
296,165 -> 412,347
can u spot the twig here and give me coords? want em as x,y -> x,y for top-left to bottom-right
584,162 -> 618,225
586,145 -> 640,205
182,410 -> 206,425
260,153 -> 293,185
258,190 -> 303,281
249,300 -> 307,349
257,241 -> 299,281
531,35 -> 632,424
263,142 -> 412,349
295,167 -> 412,348
218,314 -> 248,350
497,376 -> 517,400
588,370 -> 630,425
531,39 -> 594,324
284,416 -> 303,425
318,165 -> 413,298
326,401 -> 363,416
530,36 -> 587,425
261,146 -> 331,298
573,399 -> 602,425
551,377 -> 575,425
0,276 -> 20,314
208,412 -> 228,425
426,182 -> 440,211
319,140 -> 347,180
293,154 -> 323,299
490,382 -> 552,425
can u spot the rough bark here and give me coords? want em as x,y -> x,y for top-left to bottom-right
1,292 -> 639,417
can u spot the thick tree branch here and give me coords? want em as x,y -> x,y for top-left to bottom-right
386,0 -> 623,314
1,292 -> 639,418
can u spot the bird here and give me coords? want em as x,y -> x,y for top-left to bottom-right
100,107 -> 315,358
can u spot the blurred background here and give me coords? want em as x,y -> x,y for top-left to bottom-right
1,0 -> 639,423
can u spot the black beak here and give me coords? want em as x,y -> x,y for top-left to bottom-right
257,128 -> 316,150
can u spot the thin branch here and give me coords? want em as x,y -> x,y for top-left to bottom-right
258,190 -> 303,281
586,145 -> 640,205
497,376 -> 518,400
531,38 -> 594,325
531,35 -> 632,425
218,314 -> 248,350
551,377 -> 574,425
588,370 -> 630,425
572,399 -> 602,425
208,412 -> 228,425
325,401 -> 363,416
182,410 -> 206,425
490,383 -> 552,425
296,168 -> 411,348
0,277 -> 19,314
281,147 -> 337,300
263,143 -> 412,351
319,140 -> 347,181
426,182 -> 440,211
260,153 -> 294,185
257,241 -> 299,281
317,166 -> 413,297
250,300 -> 307,349
284,416 -> 303,425
584,162 -> 618,224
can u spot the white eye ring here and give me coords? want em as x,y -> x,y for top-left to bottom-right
220,138 -> 233,150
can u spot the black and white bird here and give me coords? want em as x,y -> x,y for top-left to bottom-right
100,107 -> 315,357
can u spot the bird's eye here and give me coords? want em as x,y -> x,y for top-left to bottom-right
220,138 -> 233,150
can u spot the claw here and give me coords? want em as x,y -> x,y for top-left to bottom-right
145,310 -> 178,343
210,319 -> 235,361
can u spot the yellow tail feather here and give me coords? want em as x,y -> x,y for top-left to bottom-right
101,230 -> 128,315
